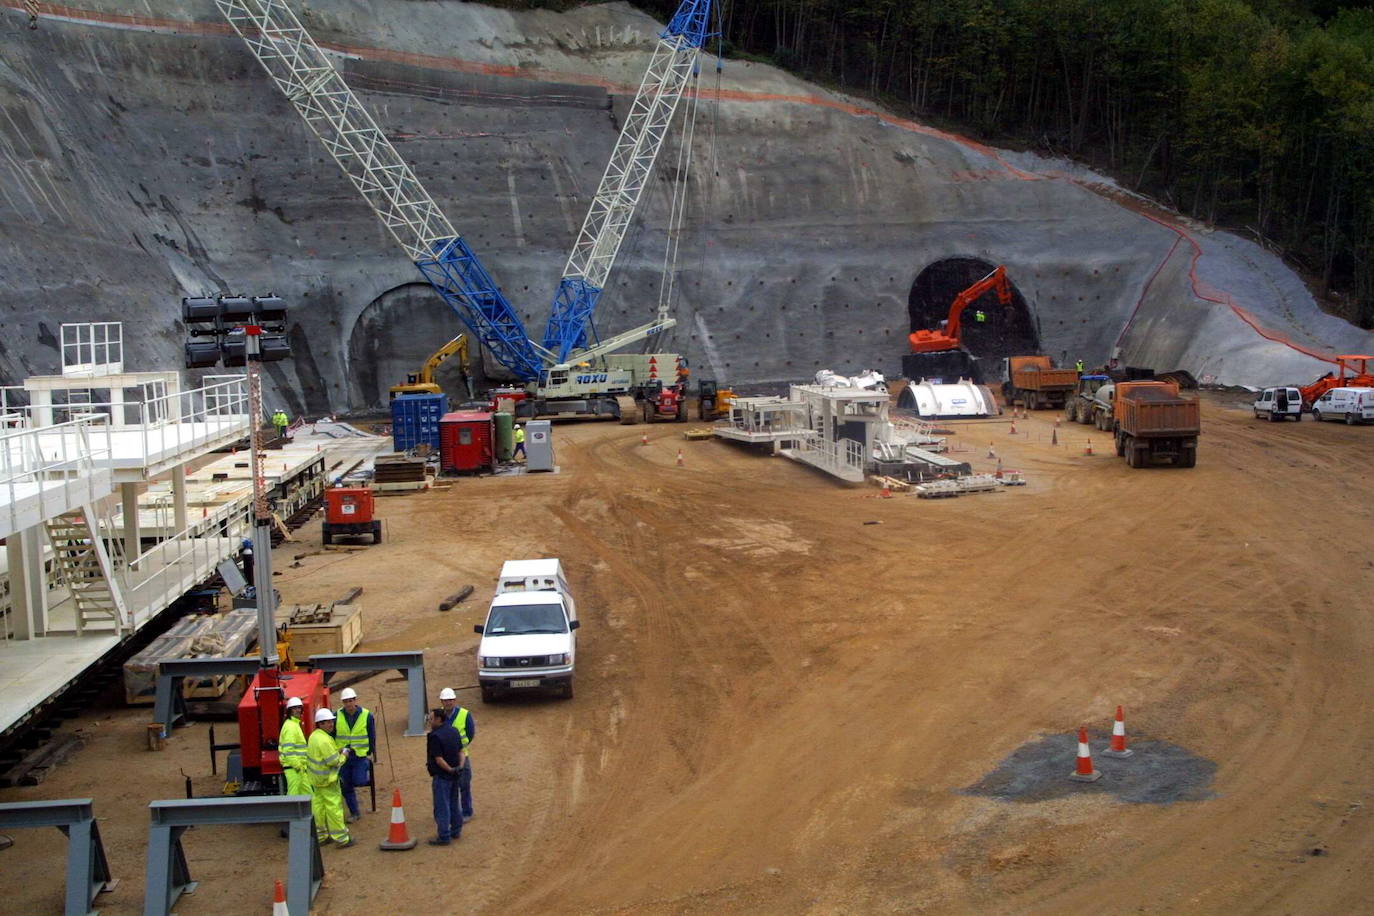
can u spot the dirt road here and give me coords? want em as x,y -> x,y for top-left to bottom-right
3,396 -> 1372,913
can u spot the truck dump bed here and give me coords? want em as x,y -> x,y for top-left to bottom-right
1117,387 -> 1201,437
1011,366 -> 1079,391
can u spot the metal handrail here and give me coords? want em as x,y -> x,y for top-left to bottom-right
0,415 -> 115,536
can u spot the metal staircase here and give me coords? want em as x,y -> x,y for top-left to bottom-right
44,508 -> 127,635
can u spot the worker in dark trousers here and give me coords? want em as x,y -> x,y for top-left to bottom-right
426,708 -> 465,846
273,409 -> 290,439
439,687 -> 476,820
1076,359 -> 1085,373
334,687 -> 375,823
513,424 -> 526,461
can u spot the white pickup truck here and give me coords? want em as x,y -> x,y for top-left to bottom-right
473,559 -> 579,701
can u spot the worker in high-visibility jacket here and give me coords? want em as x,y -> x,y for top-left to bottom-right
440,687 -> 476,820
277,696 -> 311,798
513,424 -> 527,461
335,687 -> 375,823
306,708 -> 353,847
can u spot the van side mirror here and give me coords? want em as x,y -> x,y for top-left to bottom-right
569,619 -> 580,630
473,624 -> 484,634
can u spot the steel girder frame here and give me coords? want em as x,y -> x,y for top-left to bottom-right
0,798 -> 118,916
143,796 -> 321,916
306,651 -> 429,737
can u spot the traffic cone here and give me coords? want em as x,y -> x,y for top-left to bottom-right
994,460 -> 1003,480
1009,420 -> 1016,435
1054,417 -> 1061,428
640,432 -> 648,446
880,485 -> 892,498
379,788 -> 417,850
1084,439 -> 1094,456
1069,726 -> 1102,782
272,879 -> 288,915
676,449 -> 684,467
987,442 -> 996,459
1051,427 -> 1059,446
1103,705 -> 1133,758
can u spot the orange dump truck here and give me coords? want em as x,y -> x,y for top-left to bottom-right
1002,356 -> 1080,410
1107,379 -> 1201,468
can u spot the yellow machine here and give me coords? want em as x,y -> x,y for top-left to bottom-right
389,335 -> 472,400
697,379 -> 736,419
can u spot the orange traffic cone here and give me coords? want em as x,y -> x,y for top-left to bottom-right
640,432 -> 648,446
676,449 -> 684,467
1103,705 -> 1133,758
987,442 -> 996,459
272,879 -> 288,915
1051,427 -> 1059,446
1054,417 -> 1061,428
1084,439 -> 1094,456
379,788 -> 417,850
1069,726 -> 1102,782
880,485 -> 892,498
1009,420 -> 1017,435
994,460 -> 1003,480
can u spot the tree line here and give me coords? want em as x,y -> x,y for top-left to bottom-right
616,0 -> 1374,328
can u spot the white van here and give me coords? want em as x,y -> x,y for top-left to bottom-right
1311,387 -> 1374,424
473,559 -> 578,701
1252,387 -> 1302,421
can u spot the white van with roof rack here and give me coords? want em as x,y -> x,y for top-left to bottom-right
1311,387 -> 1374,425
473,559 -> 578,702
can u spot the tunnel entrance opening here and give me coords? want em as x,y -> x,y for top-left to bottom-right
902,257 -> 1040,384
346,283 -> 487,409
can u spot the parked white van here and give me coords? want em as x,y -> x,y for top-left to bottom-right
1252,387 -> 1302,421
473,559 -> 578,701
1311,387 -> 1374,424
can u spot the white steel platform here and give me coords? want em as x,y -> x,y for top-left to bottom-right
0,417 -> 116,540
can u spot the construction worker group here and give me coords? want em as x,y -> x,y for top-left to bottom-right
277,684 -> 475,848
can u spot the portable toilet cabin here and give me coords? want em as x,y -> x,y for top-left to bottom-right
439,411 -> 495,473
391,393 -> 447,453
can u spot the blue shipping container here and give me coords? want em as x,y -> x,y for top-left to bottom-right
391,393 -> 448,453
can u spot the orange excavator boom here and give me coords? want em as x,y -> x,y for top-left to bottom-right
1298,354 -> 1374,407
908,266 -> 1012,354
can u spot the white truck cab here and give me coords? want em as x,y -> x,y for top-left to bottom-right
473,559 -> 578,701
1253,387 -> 1302,421
1311,387 -> 1374,424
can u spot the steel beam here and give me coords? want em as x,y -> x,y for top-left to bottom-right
144,796 -> 321,916
0,798 -> 117,916
307,651 -> 428,736
152,657 -> 262,736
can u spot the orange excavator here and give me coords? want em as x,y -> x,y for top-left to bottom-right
1298,354 -> 1374,408
909,266 -> 1013,353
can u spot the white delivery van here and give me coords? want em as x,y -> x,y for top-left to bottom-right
1311,387 -> 1374,425
473,559 -> 578,701
1252,387 -> 1302,421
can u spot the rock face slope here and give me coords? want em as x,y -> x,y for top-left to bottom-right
2,0 -> 1370,410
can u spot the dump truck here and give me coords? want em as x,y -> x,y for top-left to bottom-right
1002,356 -> 1079,410
1065,374 -> 1112,425
1104,380 -> 1201,468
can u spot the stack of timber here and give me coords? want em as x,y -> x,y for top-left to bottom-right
373,454 -> 434,492
122,609 -> 258,704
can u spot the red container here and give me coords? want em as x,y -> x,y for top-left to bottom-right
325,487 -> 375,525
440,411 -> 495,473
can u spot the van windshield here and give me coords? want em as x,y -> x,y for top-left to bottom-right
486,603 -> 567,635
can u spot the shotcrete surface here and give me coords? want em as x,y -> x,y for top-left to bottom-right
2,0 -> 1370,412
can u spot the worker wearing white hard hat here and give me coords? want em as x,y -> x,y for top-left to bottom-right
278,696 -> 311,800
335,687 -> 375,823
306,706 -> 352,847
439,688 -> 477,822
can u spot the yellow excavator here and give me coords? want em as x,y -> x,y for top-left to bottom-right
389,335 -> 473,400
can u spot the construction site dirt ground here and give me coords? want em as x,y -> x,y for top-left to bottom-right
3,393 -> 1373,914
